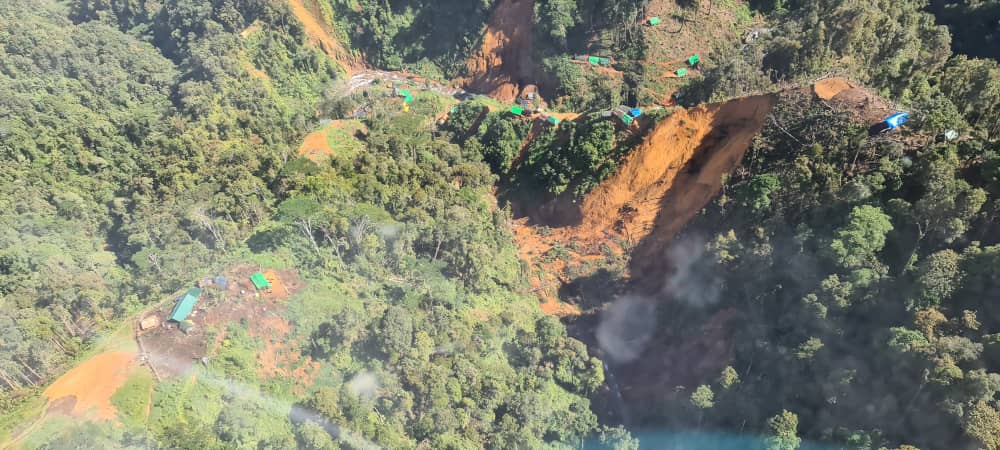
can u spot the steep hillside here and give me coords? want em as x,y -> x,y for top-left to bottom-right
503,93 -> 774,316
580,95 -> 775,252
286,0 -> 363,74
460,0 -> 537,102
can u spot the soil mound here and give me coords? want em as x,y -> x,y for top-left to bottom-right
813,77 -> 895,123
813,77 -> 855,100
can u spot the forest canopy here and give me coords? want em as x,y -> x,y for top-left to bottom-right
4,0 -> 1000,449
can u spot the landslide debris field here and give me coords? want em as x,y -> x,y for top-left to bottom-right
511,78 -> 877,315
460,0 -> 536,103
512,92 -> 778,315
507,78 -> 898,425
286,0 -> 363,74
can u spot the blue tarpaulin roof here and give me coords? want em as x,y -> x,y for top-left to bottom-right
630,108 -> 642,118
885,112 -> 910,129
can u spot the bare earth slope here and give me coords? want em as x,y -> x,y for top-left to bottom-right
287,0 -> 362,74
460,0 -> 535,103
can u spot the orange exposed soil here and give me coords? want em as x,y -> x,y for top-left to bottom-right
512,218 -> 584,317
298,120 -> 366,162
540,297 -> 583,316
460,0 -> 536,102
813,77 -> 854,100
287,0 -> 362,74
813,77 -> 895,124
511,95 -> 775,314
42,351 -> 136,420
579,95 -> 775,245
570,61 -> 626,79
252,314 -> 321,391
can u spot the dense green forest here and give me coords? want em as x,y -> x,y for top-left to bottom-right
0,0 -> 620,448
1,0 -> 338,398
5,0 -> 1000,448
623,2 -> 1000,450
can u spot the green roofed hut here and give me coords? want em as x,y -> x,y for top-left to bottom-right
688,54 -> 700,66
648,17 -> 660,26
250,272 -> 271,290
588,56 -> 600,65
598,57 -> 612,67
676,68 -> 688,77
404,94 -> 413,104
510,106 -> 524,115
169,288 -> 202,322
547,116 -> 560,125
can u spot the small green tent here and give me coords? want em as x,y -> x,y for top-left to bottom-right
250,273 -> 271,290
598,58 -> 612,66
169,288 -> 202,322
404,94 -> 413,104
510,106 -> 524,115
688,54 -> 700,66
548,116 -> 560,125
588,56 -> 600,65
676,68 -> 688,77
398,89 -> 411,97
648,17 -> 660,26
620,114 -> 634,125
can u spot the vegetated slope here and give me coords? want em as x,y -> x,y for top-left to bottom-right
639,0 -> 755,102
613,81 -> 1000,450
286,0 -> 362,74
461,0 -> 536,102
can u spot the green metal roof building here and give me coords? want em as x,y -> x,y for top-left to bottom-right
250,272 -> 271,290
169,288 -> 202,322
